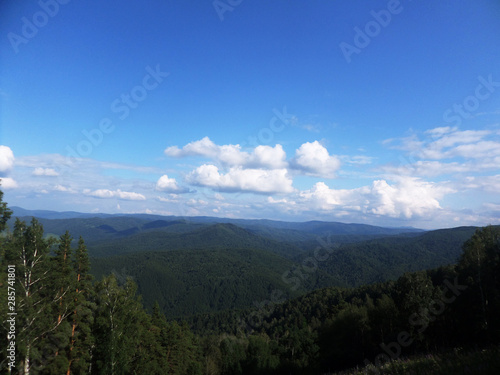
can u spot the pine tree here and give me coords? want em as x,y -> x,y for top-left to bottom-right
42,231 -> 75,373
129,302 -> 170,374
67,237 -> 94,375
0,187 -> 13,372
457,226 -> 500,344
5,218 -> 56,374
92,275 -> 145,374
0,185 -> 12,233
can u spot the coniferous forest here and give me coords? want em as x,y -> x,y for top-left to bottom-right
1,189 -> 500,374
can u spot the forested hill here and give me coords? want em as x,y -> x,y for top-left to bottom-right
6,207 -> 483,319
90,248 -> 339,318
295,226 -> 479,287
86,223 -> 306,258
2,197 -> 500,374
9,205 -> 423,243
88,224 -> 479,318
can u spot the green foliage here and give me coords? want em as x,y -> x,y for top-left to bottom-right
297,226 -> 479,287
0,186 -> 12,233
88,222 -> 306,259
89,248 -> 338,318
2,193 -> 500,375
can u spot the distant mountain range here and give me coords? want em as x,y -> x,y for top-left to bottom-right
8,206 -> 485,318
9,205 -> 424,239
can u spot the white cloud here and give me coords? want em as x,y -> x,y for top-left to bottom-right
54,184 -> 75,193
382,127 -> 500,181
156,174 -> 188,193
449,140 -> 500,159
186,198 -> 208,206
462,175 -> 500,193
186,164 -> 294,194
424,126 -> 458,137
0,145 -> 15,173
368,178 -> 451,218
267,196 -> 296,205
165,136 -> 219,158
84,189 -> 115,199
291,141 -> 340,178
83,188 -> 146,201
250,145 -> 287,169
389,128 -> 500,161
341,155 -> 374,165
165,137 -> 287,169
116,190 -> 146,201
0,177 -> 18,189
298,177 -> 453,219
32,167 -> 59,176
299,182 -> 363,208
380,160 -> 471,177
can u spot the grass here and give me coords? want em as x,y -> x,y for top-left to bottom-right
329,346 -> 500,375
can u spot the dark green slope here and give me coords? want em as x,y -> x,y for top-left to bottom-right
299,226 -> 480,287
90,247 -> 340,318
10,206 -> 425,244
88,223 -> 305,258
13,216 -> 156,244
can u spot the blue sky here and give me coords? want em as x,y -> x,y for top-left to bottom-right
1,0 -> 500,229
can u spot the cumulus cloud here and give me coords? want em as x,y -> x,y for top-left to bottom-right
32,167 -> 59,176
155,174 -> 189,193
250,145 -> 287,169
0,146 -> 16,189
83,188 -> 146,201
368,178 -> 452,218
0,145 -> 15,173
290,141 -> 340,178
165,137 -> 287,169
165,137 -> 219,158
0,177 -> 18,189
186,164 -> 294,194
54,184 -> 75,193
298,177 -> 453,219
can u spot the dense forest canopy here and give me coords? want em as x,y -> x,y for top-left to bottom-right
1,189 -> 500,374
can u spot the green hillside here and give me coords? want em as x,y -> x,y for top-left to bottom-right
298,226 -> 479,286
90,247 -> 339,318
88,222 -> 306,258
3,196 -> 500,374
